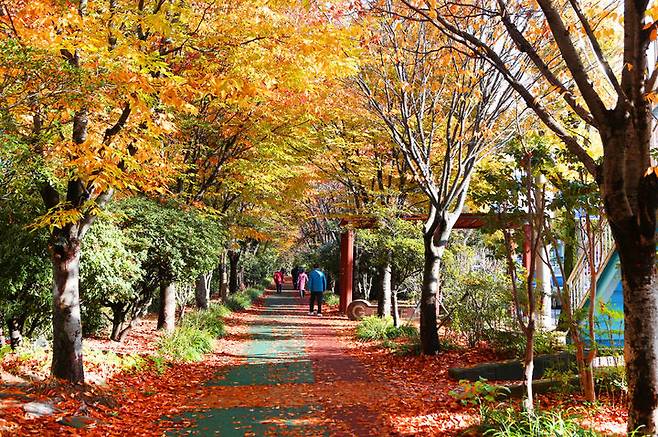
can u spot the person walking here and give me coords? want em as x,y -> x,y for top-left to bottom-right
297,268 -> 308,298
307,264 -> 326,316
291,266 -> 301,290
273,269 -> 284,294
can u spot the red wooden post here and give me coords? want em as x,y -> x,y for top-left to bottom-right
339,229 -> 354,314
522,222 -> 532,272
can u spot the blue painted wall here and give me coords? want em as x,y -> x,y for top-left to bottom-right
582,252 -> 624,347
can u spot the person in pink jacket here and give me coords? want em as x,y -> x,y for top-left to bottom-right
297,269 -> 308,298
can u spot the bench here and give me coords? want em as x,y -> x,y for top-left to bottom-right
346,299 -> 418,321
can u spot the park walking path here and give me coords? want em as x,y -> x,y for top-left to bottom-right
168,287 -> 389,436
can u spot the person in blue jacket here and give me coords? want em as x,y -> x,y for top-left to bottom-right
307,263 -> 327,316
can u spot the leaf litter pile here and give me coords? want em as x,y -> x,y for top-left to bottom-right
0,294 -> 628,436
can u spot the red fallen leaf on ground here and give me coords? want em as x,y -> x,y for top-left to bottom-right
0,293 -> 628,436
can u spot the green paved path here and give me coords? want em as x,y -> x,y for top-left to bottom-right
168,288 -> 385,436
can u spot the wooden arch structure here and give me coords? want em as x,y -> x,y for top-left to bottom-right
337,213 -> 532,313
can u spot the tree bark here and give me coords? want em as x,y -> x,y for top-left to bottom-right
392,289 -> 400,328
50,236 -> 84,383
381,251 -> 392,317
228,250 -> 240,295
0,318 -> 5,347
218,261 -> 227,301
157,281 -> 176,333
195,272 -> 212,310
109,306 -> 127,342
7,318 -> 23,350
523,321 -> 535,411
615,226 -> 658,433
420,231 -> 442,355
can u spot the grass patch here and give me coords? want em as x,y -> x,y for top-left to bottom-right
480,407 -> 601,436
157,326 -> 214,362
183,304 -> 228,338
355,316 -> 418,341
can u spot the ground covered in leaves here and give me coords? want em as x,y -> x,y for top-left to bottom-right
1,289 -> 627,436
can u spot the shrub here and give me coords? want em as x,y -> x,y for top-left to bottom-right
480,407 -> 600,436
488,330 -> 563,359
246,288 -> 264,300
225,292 -> 253,311
183,305 -> 227,338
595,365 -> 627,402
324,293 -> 339,306
450,377 -> 510,406
121,354 -> 149,372
355,316 -> 418,341
157,326 -> 214,362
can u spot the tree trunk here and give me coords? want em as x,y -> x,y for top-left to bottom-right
381,251 -> 392,317
536,243 -> 554,330
195,272 -> 212,310
50,237 -> 84,383
523,321 -> 535,411
218,261 -> 227,301
157,281 -> 176,333
392,289 -> 400,328
117,318 -> 139,342
615,228 -> 658,433
583,356 -> 596,402
109,308 -> 126,342
420,231 -> 442,355
228,250 -> 240,295
7,318 -> 23,350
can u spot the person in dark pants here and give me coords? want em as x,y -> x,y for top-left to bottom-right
273,269 -> 284,294
307,264 -> 327,316
291,266 -> 300,290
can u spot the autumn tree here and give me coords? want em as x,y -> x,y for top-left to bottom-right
356,6 -> 517,354
398,0 -> 658,430
308,85 -> 422,314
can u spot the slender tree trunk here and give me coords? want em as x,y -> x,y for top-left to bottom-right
583,215 -> 597,402
195,272 -> 212,310
7,318 -> 23,350
50,236 -> 84,383
228,250 -> 240,295
420,231 -> 442,355
157,281 -> 176,333
218,261 -> 227,301
381,250 -> 392,317
376,272 -> 384,316
523,321 -> 535,411
238,265 -> 245,291
117,318 -> 138,342
392,289 -> 400,328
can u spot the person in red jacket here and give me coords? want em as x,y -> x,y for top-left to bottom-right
273,269 -> 284,294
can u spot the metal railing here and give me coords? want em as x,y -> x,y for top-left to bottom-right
565,218 -> 615,311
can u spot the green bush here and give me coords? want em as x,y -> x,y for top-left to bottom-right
324,293 -> 339,306
595,365 -> 627,399
450,377 -> 510,406
120,354 -> 149,372
356,316 -> 418,341
226,292 -> 253,311
480,407 -> 600,436
246,288 -> 264,300
488,330 -> 563,358
157,326 -> 214,362
183,304 -> 228,338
